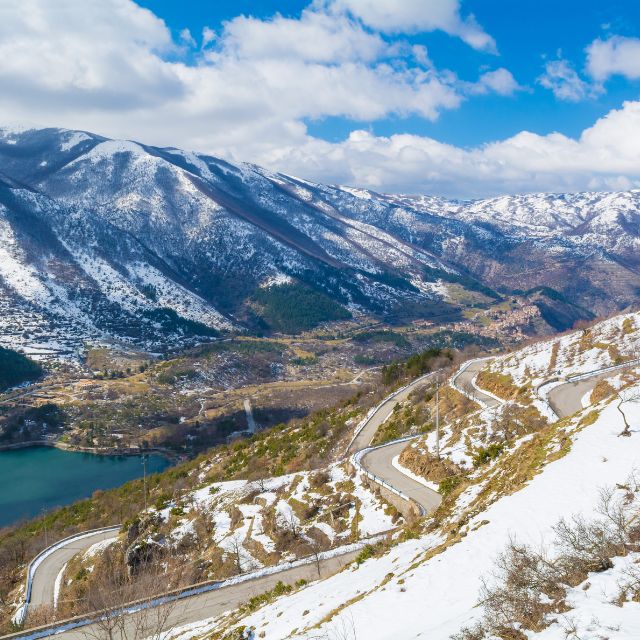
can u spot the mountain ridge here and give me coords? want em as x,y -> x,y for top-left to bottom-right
0,125 -> 638,358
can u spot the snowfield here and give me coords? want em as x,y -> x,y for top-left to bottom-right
176,385 -> 639,640
161,314 -> 640,640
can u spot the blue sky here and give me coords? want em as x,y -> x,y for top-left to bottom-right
2,0 -> 640,197
137,0 -> 640,146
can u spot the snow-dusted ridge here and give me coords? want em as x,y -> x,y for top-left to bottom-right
2,126 -> 640,356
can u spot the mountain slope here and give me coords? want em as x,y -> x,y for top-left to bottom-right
0,126 -> 638,357
158,310 -> 640,640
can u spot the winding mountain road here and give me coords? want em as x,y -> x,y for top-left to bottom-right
546,372 -> 613,418
359,441 -> 442,514
9,371 -> 442,640
346,372 -> 434,454
10,358 -> 618,640
451,358 -> 502,409
12,551 -> 362,640
29,529 -> 119,611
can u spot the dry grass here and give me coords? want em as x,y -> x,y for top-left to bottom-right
475,370 -> 519,400
590,379 -> 616,404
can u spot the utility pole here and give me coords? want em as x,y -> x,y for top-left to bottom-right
42,509 -> 49,547
435,378 -> 441,460
142,454 -> 148,512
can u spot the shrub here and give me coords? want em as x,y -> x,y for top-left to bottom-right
452,487 -> 640,639
472,443 -> 504,467
245,581 -> 292,612
438,475 -> 463,496
355,544 -> 375,564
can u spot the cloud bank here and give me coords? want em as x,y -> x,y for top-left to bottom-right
1,0 -> 640,198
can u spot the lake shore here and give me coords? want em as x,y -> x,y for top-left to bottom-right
0,446 -> 172,528
0,439 -> 182,463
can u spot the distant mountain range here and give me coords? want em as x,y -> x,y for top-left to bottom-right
0,126 -> 638,357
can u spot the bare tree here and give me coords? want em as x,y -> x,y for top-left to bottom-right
81,550 -> 177,640
279,508 -> 301,540
327,613 -> 358,640
454,482 -> 640,640
227,533 -> 245,575
304,538 -> 323,579
308,613 -> 358,640
615,386 -> 640,437
596,486 -> 636,550
191,502 -> 215,552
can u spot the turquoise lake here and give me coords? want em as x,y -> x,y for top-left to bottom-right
0,446 -> 170,528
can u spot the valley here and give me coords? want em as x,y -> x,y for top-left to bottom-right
1,126 -> 640,640
3,310 -> 640,640
0,317 -> 500,459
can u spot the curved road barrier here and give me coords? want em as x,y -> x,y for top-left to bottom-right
536,358 -> 640,419
352,437 -> 441,516
450,357 -> 502,409
14,526 -> 121,626
346,371 -> 435,454
4,537 -> 386,640
565,357 -> 640,383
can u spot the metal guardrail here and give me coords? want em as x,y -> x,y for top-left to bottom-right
351,436 -> 428,517
345,371 -> 435,453
14,525 -> 121,626
533,356 -> 640,420
534,377 -> 563,420
449,356 -> 497,408
565,357 -> 640,382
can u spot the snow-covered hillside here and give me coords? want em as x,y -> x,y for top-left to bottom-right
160,313 -> 640,640
1,126 -> 640,357
50,462 -> 400,620
488,311 -> 640,387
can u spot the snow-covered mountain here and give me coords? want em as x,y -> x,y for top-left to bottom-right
1,125 -> 639,356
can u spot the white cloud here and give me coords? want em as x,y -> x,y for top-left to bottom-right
3,0 -> 640,199
0,0 -> 507,151
216,9 -> 386,63
586,35 -> 640,81
201,26 -> 216,48
259,101 -> 640,198
324,0 -> 496,52
538,58 -> 596,102
0,0 -> 181,108
469,68 -> 521,96
179,28 -> 196,48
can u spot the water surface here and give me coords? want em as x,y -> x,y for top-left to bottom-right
0,446 -> 169,527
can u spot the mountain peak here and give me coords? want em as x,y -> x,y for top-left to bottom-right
0,126 -> 638,359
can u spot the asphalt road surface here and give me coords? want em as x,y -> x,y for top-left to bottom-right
359,441 -> 441,514
547,372 -> 614,418
347,373 -> 435,454
21,550 -> 361,640
453,360 -> 502,408
30,529 -> 119,609
16,372 -> 439,639
15,358 -> 608,640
